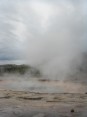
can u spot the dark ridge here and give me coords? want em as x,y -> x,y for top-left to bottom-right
0,64 -> 41,77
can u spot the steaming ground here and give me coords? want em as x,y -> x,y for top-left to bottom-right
0,62 -> 87,117
0,74 -> 87,93
0,73 -> 87,117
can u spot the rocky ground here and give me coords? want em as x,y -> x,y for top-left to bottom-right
0,90 -> 87,117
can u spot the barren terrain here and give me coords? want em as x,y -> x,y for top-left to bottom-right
0,78 -> 87,117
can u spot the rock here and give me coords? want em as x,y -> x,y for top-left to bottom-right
71,109 -> 75,113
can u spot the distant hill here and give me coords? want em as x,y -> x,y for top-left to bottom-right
0,64 -> 41,77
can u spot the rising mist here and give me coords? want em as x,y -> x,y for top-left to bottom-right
24,0 -> 87,80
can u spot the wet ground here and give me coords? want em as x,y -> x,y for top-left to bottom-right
0,77 -> 87,117
0,76 -> 87,93
0,90 -> 87,117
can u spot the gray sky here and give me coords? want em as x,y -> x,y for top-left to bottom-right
0,0 -> 87,73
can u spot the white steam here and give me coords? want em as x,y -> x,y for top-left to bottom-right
23,0 -> 87,80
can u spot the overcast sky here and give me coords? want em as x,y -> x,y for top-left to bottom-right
0,0 -> 87,67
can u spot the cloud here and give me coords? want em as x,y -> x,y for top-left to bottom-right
0,0 -> 25,60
